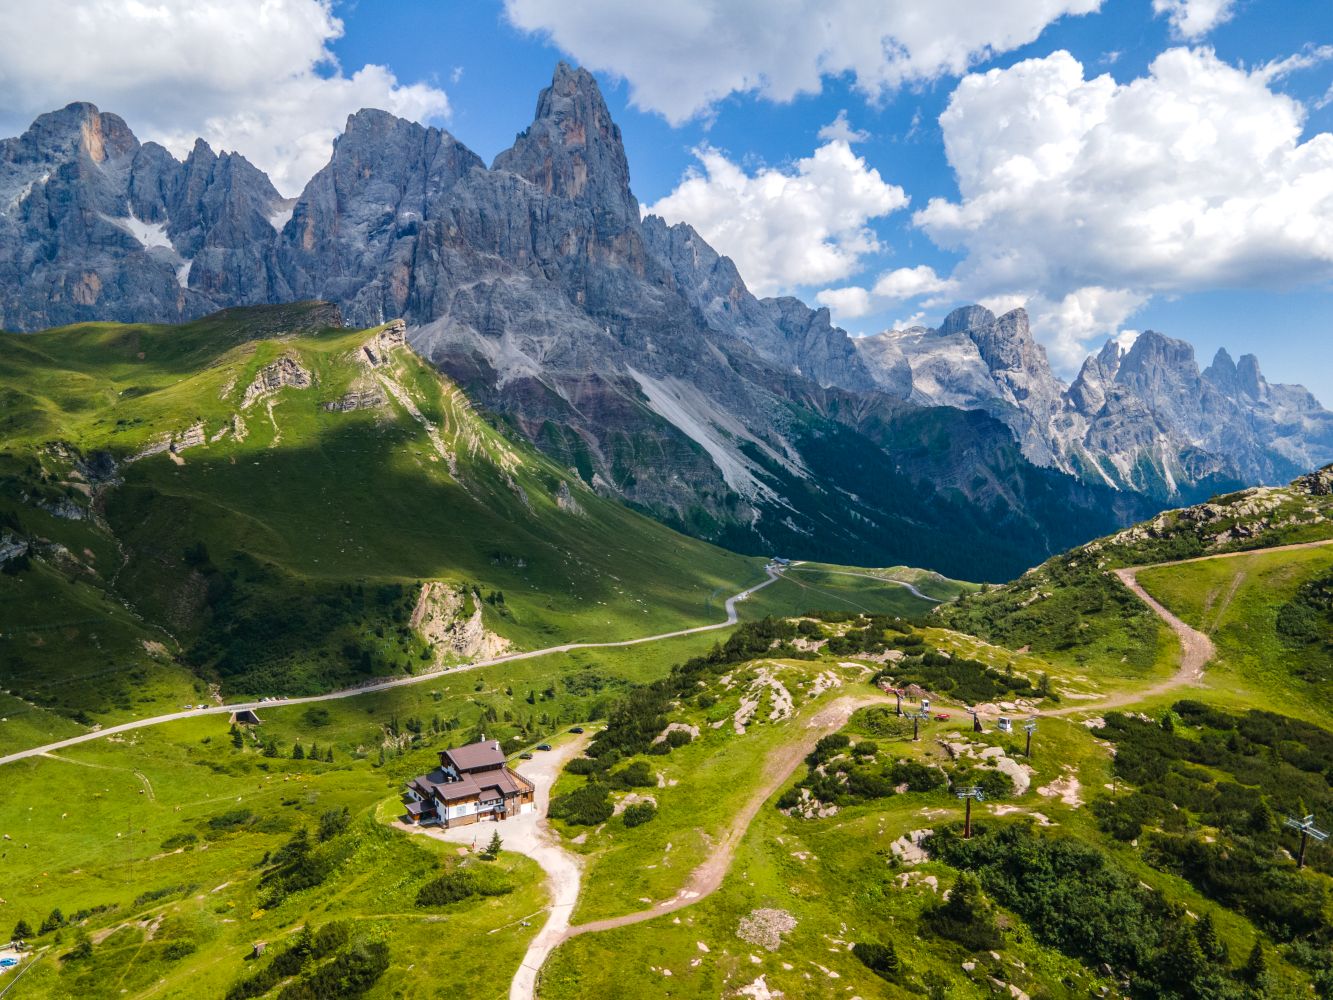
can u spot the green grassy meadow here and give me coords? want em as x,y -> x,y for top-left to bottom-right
0,304 -> 760,741
1137,544 -> 1333,727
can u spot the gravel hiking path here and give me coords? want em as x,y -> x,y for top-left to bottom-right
555,693 -> 888,941
395,734 -> 591,1000
0,569 -> 782,768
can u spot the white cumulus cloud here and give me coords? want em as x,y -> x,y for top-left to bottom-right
1028,287 -> 1149,367
872,265 -> 957,301
504,0 -> 1103,124
646,140 -> 909,297
912,46 -> 1333,362
816,286 -> 873,320
0,0 -> 450,195
1152,0 -> 1236,39
818,110 -> 870,144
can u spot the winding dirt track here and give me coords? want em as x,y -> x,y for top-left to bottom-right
492,693 -> 888,1000
1044,537 -> 1333,716
563,693 -> 885,940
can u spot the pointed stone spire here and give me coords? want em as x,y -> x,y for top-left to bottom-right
492,62 -> 639,231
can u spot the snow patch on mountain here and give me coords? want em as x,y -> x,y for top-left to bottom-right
268,200 -> 296,232
114,213 -> 173,250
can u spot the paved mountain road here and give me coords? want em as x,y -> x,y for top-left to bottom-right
783,566 -> 944,602
0,568 -> 781,768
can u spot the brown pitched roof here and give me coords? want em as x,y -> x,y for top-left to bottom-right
444,739 -> 506,773
409,761 -> 531,804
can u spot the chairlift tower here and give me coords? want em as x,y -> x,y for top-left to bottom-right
893,688 -> 904,717
956,786 -> 985,839
908,709 -> 930,742
1284,813 -> 1329,869
1023,718 -> 1037,758
971,709 -> 984,734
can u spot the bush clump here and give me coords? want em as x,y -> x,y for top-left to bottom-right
549,783 -> 614,826
622,802 -> 657,828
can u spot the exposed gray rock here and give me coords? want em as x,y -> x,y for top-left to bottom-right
0,531 -> 30,564
857,308 -> 1333,500
0,102 -> 285,329
7,66 -> 1319,577
38,496 -> 87,521
242,356 -> 312,408
323,387 -> 386,412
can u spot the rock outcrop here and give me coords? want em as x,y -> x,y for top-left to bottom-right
241,356 -> 312,408
409,582 -> 511,662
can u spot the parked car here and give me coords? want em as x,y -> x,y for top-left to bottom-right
519,752 -> 533,760
934,713 -> 950,721
536,743 -> 552,751
569,726 -> 584,734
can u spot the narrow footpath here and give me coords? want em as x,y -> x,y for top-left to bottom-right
396,735 -> 591,1000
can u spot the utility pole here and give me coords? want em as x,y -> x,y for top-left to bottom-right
1284,814 -> 1329,869
957,786 -> 985,839
1024,718 -> 1037,758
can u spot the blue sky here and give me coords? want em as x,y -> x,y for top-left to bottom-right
2,1 -> 1331,399
329,0 -> 1333,398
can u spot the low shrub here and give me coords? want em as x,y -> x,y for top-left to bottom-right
622,802 -> 657,827
549,783 -> 613,826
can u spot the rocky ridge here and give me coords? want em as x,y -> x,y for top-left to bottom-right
856,307 -> 1333,501
2,65 -> 1317,576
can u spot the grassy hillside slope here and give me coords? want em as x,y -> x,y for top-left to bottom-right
0,304 -> 758,738
936,467 -> 1333,686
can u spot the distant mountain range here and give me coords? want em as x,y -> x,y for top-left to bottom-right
2,63 -> 1328,578
856,306 -> 1333,500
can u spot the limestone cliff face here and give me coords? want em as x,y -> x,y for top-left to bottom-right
856,308 -> 1333,500
9,66 -> 1321,576
0,103 -> 285,329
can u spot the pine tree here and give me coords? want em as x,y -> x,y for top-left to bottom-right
230,725 -> 243,749
308,742 -> 320,761
262,739 -> 279,758
1243,940 -> 1268,984
1195,912 -> 1228,963
325,746 -> 334,763
1248,798 -> 1276,835
481,830 -> 503,860
11,918 -> 32,940
292,742 -> 305,760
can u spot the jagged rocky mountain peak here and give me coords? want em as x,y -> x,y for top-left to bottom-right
493,61 -> 636,216
23,101 -> 137,163
1236,353 -> 1265,398
940,304 -> 997,335
2,68 -> 1331,573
